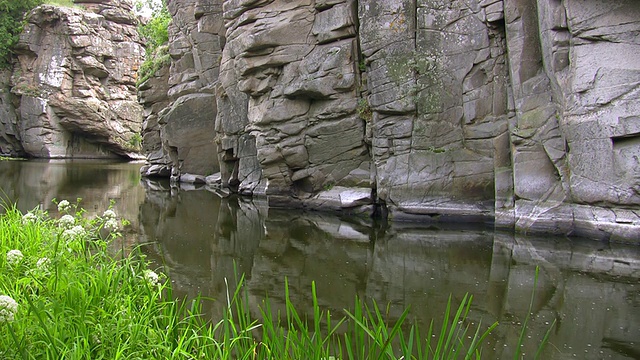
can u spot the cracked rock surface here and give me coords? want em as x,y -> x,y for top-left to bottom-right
5,0 -> 145,159
6,0 -> 636,240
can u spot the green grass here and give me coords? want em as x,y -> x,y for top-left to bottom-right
0,200 -> 554,359
0,201 -> 217,359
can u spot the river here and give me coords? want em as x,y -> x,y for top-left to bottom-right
1,159 -> 639,359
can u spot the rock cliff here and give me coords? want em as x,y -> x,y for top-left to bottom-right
141,0 -> 640,240
1,0 -> 144,159
1,0 -> 627,240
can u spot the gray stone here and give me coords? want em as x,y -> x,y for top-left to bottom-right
9,2 -> 144,159
129,0 -> 640,241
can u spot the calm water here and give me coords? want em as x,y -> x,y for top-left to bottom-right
1,159 -> 639,359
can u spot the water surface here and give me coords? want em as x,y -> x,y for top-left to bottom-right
1,159 -> 639,359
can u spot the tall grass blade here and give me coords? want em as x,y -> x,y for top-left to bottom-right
534,318 -> 557,360
514,266 -> 539,360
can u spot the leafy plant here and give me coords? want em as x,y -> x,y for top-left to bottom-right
136,0 -> 170,85
128,132 -> 143,148
0,0 -> 44,68
44,0 -> 83,8
137,2 -> 170,51
137,44 -> 170,85
0,199 -> 557,359
357,97 -> 373,122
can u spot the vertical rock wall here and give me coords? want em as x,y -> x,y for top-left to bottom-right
216,0 -> 370,199
9,0 -> 145,159
151,0 -> 223,177
503,0 -> 640,239
139,0 -> 640,240
0,70 -> 23,156
360,0 -> 510,222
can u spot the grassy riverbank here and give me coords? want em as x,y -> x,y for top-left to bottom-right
0,201 -> 550,359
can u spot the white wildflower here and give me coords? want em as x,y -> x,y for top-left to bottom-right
58,214 -> 75,228
57,199 -> 71,212
103,218 -> 119,232
36,257 -> 51,270
0,295 -> 18,323
143,269 -> 160,286
27,257 -> 52,277
103,209 -> 116,219
6,250 -> 24,266
21,212 -> 37,224
63,225 -> 86,239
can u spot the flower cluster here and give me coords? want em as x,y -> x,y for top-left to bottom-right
0,295 -> 18,323
36,257 -> 50,271
25,257 -> 52,278
57,199 -> 71,213
143,269 -> 161,286
58,214 -> 75,229
21,212 -> 37,224
103,209 -> 116,219
104,218 -> 119,232
62,225 -> 86,239
6,249 -> 23,266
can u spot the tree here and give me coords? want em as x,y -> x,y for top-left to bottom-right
136,0 -> 171,85
137,0 -> 170,51
0,0 -> 43,68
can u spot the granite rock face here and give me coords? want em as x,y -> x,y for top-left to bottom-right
140,0 -> 222,178
0,70 -> 23,156
139,0 -> 640,241
7,1 -> 144,159
502,0 -> 640,240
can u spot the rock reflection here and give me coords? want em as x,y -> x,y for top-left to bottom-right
139,183 -> 640,359
0,160 -> 145,249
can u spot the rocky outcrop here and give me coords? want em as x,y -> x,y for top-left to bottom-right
216,0 -> 371,200
0,70 -> 23,156
138,54 -> 172,176
141,0 -> 640,241
8,0 -> 144,159
140,0 -> 222,178
501,0 -> 640,240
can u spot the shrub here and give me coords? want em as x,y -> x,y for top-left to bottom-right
137,44 -> 170,85
136,0 -> 171,85
0,0 -> 44,69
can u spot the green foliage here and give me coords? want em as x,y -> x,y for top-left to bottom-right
137,0 -> 170,55
0,0 -> 44,69
137,44 -> 170,85
136,0 -> 171,85
128,132 -> 142,148
44,0 -> 82,8
0,201 -> 212,358
357,98 -> 373,122
138,8 -> 170,51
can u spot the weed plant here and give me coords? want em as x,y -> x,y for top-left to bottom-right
0,200 -> 553,359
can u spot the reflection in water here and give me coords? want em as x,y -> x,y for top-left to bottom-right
139,179 -> 640,360
1,160 -> 639,359
0,159 -> 145,248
